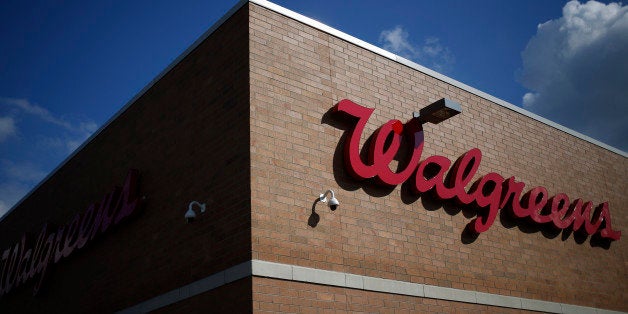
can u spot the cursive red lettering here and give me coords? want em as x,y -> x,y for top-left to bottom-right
335,100 -> 620,240
76,204 -> 96,249
3,243 -> 20,293
52,226 -> 65,263
0,170 -> 142,297
99,188 -> 121,234
571,199 -> 591,234
336,99 -> 425,185
469,172 -> 504,233
0,248 -> 10,296
549,194 -> 571,228
526,187 -> 552,224
62,214 -> 80,258
448,149 -> 481,205
33,232 -> 55,295
114,169 -> 141,223
14,236 -> 30,286
371,119 -> 424,185
17,249 -> 32,287
335,99 -> 378,179
89,199 -> 105,241
27,224 -> 47,281
415,156 -> 451,195
596,202 -> 621,240
500,177 -> 528,218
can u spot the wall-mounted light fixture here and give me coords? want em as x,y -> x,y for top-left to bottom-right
184,201 -> 206,223
413,98 -> 462,124
319,189 -> 339,211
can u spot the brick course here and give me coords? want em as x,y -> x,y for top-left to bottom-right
0,2 -> 625,313
0,5 -> 250,313
253,277 -> 538,314
249,3 -> 627,312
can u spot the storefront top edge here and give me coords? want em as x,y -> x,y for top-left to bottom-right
250,0 -> 626,158
0,0 -> 625,223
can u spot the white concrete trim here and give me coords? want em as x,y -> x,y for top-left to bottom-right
424,284 -> 476,303
251,259 -> 292,280
116,261 -> 252,313
521,297 -> 564,313
117,260 -> 627,313
363,276 -> 423,297
476,291 -> 522,309
292,265 -> 346,287
249,0 -> 627,158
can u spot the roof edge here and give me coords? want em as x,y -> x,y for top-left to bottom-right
0,0 -> 249,222
250,0 -> 627,158
2,0 -> 625,222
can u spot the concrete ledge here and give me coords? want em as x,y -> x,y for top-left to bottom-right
117,264 -> 231,313
117,260 -> 626,314
292,266 -> 345,287
187,272 -> 224,297
249,260 -> 624,313
561,303 -> 602,314
225,260 -> 252,283
476,291 -> 522,309
251,259 -> 292,280
522,298 -> 563,313
424,285 -> 475,303
597,308 -> 627,314
363,276 -> 423,297
345,273 -> 364,289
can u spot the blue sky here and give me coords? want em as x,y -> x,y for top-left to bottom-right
1,0 -> 626,217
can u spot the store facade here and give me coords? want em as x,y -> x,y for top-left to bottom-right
1,0 -> 626,313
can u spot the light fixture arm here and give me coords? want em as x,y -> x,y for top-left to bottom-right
184,200 -> 207,223
188,201 -> 206,214
318,189 -> 339,211
319,190 -> 335,203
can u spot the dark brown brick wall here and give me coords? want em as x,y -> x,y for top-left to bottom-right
1,2 -> 626,313
248,3 -> 627,312
0,5 -> 250,313
154,277 -> 252,314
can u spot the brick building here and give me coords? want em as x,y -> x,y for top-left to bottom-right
0,0 -> 626,313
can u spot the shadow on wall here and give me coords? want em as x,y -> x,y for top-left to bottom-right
319,104 -> 613,249
322,108 -> 397,198
308,198 -> 321,228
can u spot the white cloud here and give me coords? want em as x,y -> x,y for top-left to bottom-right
1,160 -> 47,183
0,200 -> 7,218
379,26 -> 455,73
0,161 -> 46,218
79,120 -> 98,134
1,97 -> 98,153
380,26 -> 418,57
0,98 -> 99,215
0,182 -> 30,219
520,0 -> 628,150
1,97 -> 74,130
0,116 -> 16,142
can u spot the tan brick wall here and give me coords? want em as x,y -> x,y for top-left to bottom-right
1,2 -> 626,312
253,277 -> 537,313
249,3 -> 627,312
0,6 -> 250,313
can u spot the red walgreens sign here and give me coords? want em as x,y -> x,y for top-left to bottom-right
0,170 -> 142,297
335,99 -> 621,241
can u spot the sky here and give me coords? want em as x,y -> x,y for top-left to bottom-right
0,0 -> 626,218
